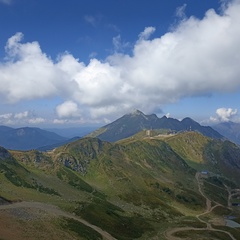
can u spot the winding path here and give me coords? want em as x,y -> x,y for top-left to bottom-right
0,201 -> 117,240
164,172 -> 237,240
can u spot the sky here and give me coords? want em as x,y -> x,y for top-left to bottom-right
0,0 -> 240,128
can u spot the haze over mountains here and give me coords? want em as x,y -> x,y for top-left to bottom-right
0,126 -> 98,151
213,121 -> 240,145
2,109 -> 240,151
0,126 -> 67,150
0,110 -> 222,150
2,110 -> 240,152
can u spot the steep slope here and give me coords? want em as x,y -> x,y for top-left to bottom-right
164,131 -> 240,184
0,127 -> 67,150
213,121 -> 240,145
87,110 -> 223,142
180,117 -> 223,139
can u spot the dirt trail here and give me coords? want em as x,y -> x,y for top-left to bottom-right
164,226 -> 236,240
0,201 -> 117,240
164,172 -> 236,240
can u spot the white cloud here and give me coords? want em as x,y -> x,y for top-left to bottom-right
0,33 -> 75,103
52,118 -> 87,125
53,119 -> 67,124
1,1 -> 240,122
14,111 -> 29,119
0,111 -> 46,125
28,117 -> 45,124
0,113 -> 13,119
216,107 -> 238,122
56,101 -> 81,118
210,107 -> 238,123
138,27 -> 156,41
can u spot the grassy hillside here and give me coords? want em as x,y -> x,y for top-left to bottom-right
164,131 -> 211,170
164,131 -> 240,185
1,132 -> 240,239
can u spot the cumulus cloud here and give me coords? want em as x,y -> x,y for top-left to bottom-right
0,113 -> 13,125
0,113 -> 13,119
0,33 -> 76,103
56,101 -> 81,118
138,27 -> 156,41
210,107 -> 238,123
217,108 -> 238,121
1,0 -> 240,122
0,111 -> 46,125
28,117 -> 45,124
53,119 -> 66,124
14,111 -> 29,119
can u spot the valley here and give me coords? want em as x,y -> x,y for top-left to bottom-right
164,172 -> 239,240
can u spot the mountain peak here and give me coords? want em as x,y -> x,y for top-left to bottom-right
128,109 -> 144,116
181,117 -> 198,124
87,110 -> 223,142
181,117 -> 194,121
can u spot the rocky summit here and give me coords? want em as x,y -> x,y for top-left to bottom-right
87,110 -> 223,142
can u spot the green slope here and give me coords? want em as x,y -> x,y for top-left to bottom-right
1,132 -> 240,239
164,131 -> 240,185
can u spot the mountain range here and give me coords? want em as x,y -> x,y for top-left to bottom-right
213,121 -> 240,145
0,126 -> 67,150
87,110 -> 223,142
0,110 -> 225,151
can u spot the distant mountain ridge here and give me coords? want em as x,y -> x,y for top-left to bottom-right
87,110 -> 223,142
213,121 -> 240,145
0,126 -> 67,150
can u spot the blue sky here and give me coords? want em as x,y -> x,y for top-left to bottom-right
0,0 -> 240,127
